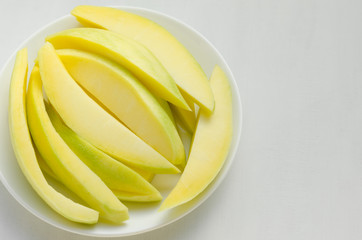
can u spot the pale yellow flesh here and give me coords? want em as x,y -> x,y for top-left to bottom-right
159,66 -> 233,211
113,191 -> 161,202
124,165 -> 155,183
46,28 -> 189,110
36,149 -> 59,180
71,5 -> 214,112
40,137 -> 155,183
39,43 -> 179,174
170,90 -> 196,133
39,133 -> 154,188
39,158 -> 157,202
27,66 -> 128,223
56,49 -> 185,167
47,103 -> 162,202
8,48 -> 99,224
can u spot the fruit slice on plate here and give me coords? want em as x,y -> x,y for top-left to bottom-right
46,28 -> 189,110
170,90 -> 196,133
159,66 -> 233,211
47,103 -> 162,202
37,134 -> 155,183
38,42 -> 179,174
39,159 -> 156,202
38,148 -> 155,184
57,49 -> 185,167
128,165 -> 154,183
71,5 -> 214,113
36,149 -> 59,180
27,66 -> 128,223
9,48 -> 99,224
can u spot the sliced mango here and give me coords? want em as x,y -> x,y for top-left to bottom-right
27,66 -> 128,223
35,149 -> 59,180
46,28 -> 189,110
38,42 -> 178,174
9,48 -> 99,224
37,128 -> 154,183
56,49 -> 185,167
47,103 -> 162,202
159,66 -> 233,211
123,165 -> 155,183
39,157 -> 156,202
71,5 -> 214,112
170,90 -> 196,133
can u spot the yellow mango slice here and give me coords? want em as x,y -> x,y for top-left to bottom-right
170,90 -> 196,133
159,66 -> 233,211
38,42 -> 178,174
35,149 -> 59,180
9,48 -> 98,224
46,28 -> 189,110
71,5 -> 214,112
128,165 -> 155,183
39,157 -> 156,202
47,103 -> 162,202
27,66 -> 128,223
56,49 -> 185,167
37,134 -> 155,183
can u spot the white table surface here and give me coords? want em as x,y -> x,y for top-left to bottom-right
1,0 -> 362,239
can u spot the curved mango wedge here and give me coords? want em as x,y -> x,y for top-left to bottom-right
127,165 -> 154,183
47,103 -> 162,202
9,48 -> 99,224
46,28 -> 189,110
39,158 -> 157,202
71,5 -> 214,112
36,149 -> 59,180
38,42 -> 179,174
159,66 -> 233,211
27,66 -> 128,223
170,90 -> 196,133
56,49 -> 185,167
36,124 -> 155,183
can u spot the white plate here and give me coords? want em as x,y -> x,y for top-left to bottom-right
0,6 -> 242,237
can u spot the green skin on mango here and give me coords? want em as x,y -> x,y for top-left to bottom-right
56,48 -> 185,168
38,42 -> 179,174
27,63 -> 128,224
46,27 -> 190,111
46,103 -> 162,202
71,5 -> 215,113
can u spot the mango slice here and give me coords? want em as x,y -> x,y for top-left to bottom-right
127,165 -> 155,183
36,149 -> 60,180
56,49 -> 185,167
170,90 -> 196,133
71,5 -> 214,112
9,48 -> 99,224
38,42 -> 178,174
39,157 -> 156,202
47,103 -> 162,202
46,28 -> 189,110
37,136 -> 155,183
159,66 -> 233,211
27,66 -> 128,223
38,147 -> 156,184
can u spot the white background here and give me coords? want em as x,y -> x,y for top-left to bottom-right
1,0 -> 362,239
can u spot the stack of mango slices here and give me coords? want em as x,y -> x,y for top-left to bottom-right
8,5 -> 233,224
